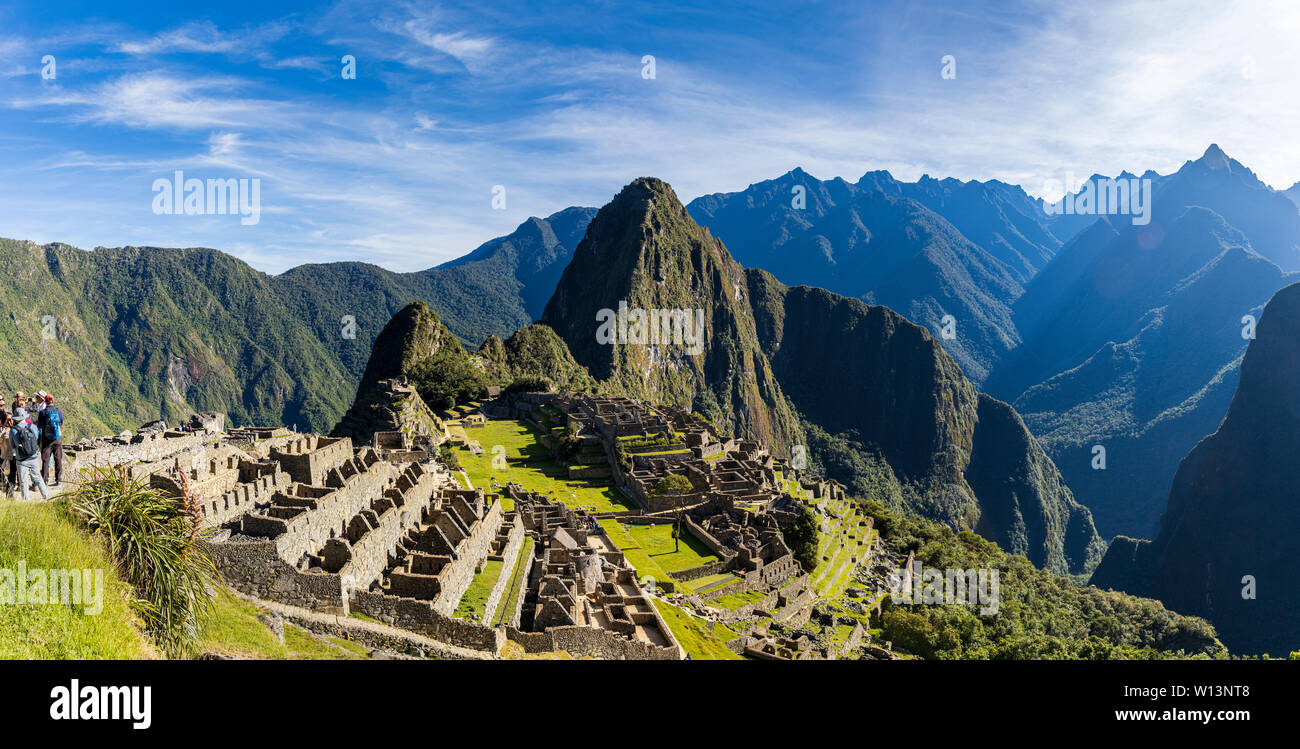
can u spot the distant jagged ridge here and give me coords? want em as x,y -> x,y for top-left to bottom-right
687,169 -> 1049,386
991,145 -> 1300,541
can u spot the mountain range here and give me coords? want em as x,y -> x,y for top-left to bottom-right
989,146 -> 1300,539
688,145 -> 1300,543
0,207 -> 595,435
686,169 -> 1053,385
4,144 -> 1298,559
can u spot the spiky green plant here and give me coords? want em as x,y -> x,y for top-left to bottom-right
62,466 -> 218,658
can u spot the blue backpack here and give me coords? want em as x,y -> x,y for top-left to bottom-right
41,407 -> 61,442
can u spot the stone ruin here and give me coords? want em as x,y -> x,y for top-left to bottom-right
56,383 -> 875,660
507,486 -> 683,660
61,406 -> 687,659
331,376 -> 449,448
477,389 -> 871,656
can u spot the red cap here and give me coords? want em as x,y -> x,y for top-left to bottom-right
43,394 -> 53,403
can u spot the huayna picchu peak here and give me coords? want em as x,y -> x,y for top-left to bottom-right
543,177 -> 1102,574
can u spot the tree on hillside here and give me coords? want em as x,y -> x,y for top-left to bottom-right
409,350 -> 487,410
784,502 -> 820,571
651,474 -> 694,552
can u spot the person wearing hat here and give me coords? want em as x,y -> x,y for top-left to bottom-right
10,406 -> 50,501
37,393 -> 63,486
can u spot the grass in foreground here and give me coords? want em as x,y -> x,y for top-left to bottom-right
197,589 -> 364,660
0,501 -> 152,659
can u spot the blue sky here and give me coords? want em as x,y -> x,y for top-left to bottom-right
2,0 -> 1298,272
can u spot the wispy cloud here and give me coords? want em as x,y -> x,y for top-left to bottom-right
115,20 -> 291,57
9,72 -> 286,130
1,0 -> 1299,275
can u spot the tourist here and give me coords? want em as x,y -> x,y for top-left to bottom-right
6,407 -> 24,494
38,394 -> 63,486
10,407 -> 50,501
0,409 -> 12,497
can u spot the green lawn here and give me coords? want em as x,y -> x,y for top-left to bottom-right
0,501 -> 152,659
454,559 -> 505,621
600,519 -> 683,593
462,419 -> 551,461
624,523 -> 720,573
652,599 -> 744,660
599,520 -> 724,595
493,537 -> 535,627
459,419 -> 636,513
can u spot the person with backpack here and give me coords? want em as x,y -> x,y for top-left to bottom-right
11,408 -> 50,501
38,394 -> 63,486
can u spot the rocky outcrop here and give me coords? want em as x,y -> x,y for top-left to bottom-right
332,301 -> 451,446
475,324 -> 595,393
352,301 -> 464,398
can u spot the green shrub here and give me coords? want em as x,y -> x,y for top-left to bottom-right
505,375 -> 554,394
650,474 -> 694,496
63,466 -> 219,659
409,349 -> 488,410
438,442 -> 463,471
783,502 -> 820,571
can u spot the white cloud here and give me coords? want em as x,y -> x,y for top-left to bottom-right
9,72 -> 294,131
116,20 -> 290,57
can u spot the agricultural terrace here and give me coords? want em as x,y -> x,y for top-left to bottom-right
811,496 -> 877,600
652,599 -> 744,660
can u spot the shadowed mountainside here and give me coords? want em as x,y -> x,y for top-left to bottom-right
1090,281 -> 1300,655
